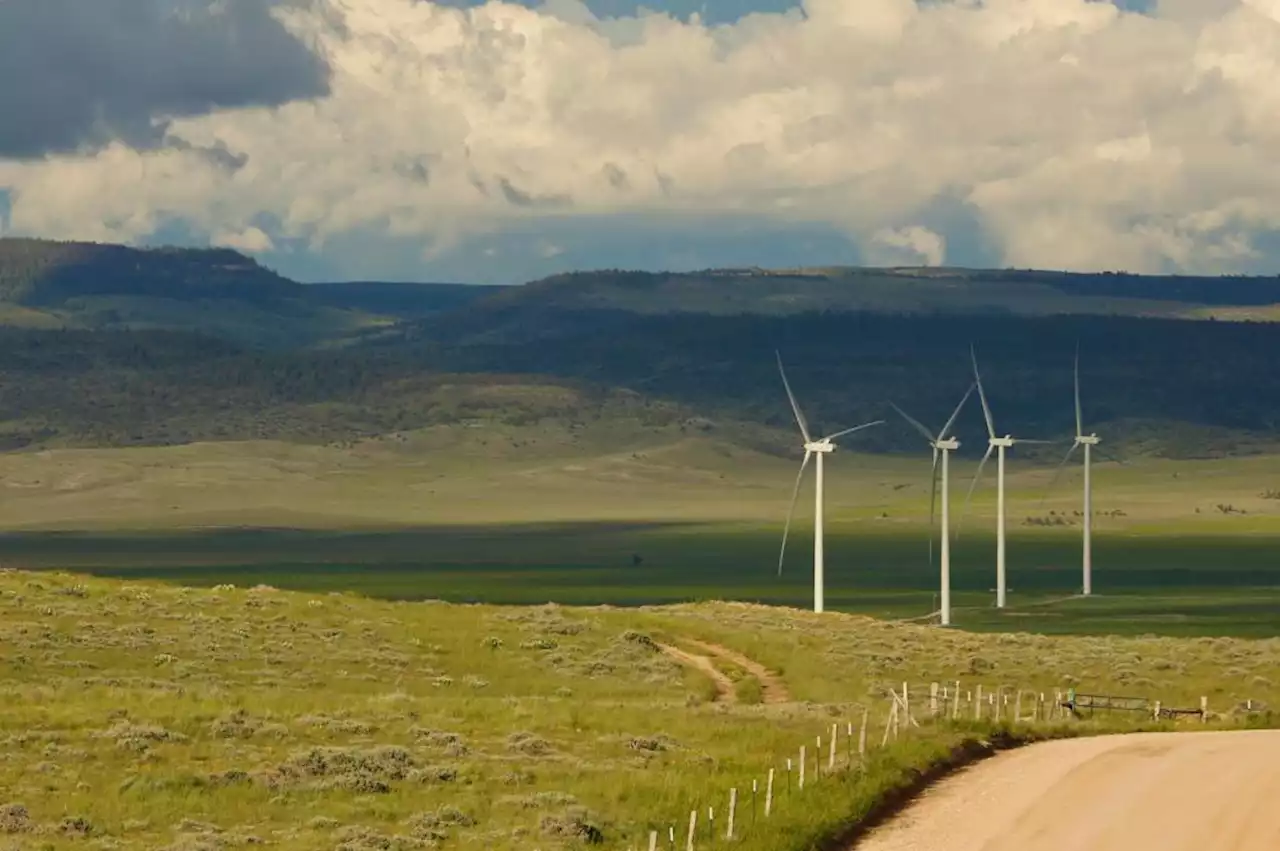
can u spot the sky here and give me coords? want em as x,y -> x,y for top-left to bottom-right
3,0 -> 1280,284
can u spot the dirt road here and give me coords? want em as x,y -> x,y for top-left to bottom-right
852,730 -> 1280,851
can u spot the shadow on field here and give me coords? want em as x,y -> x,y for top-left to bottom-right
2,522 -> 1278,636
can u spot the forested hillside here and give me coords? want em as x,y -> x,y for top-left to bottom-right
1,237 -> 1279,456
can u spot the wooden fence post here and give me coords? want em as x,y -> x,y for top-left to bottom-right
930,682 -> 939,717
726,788 -> 737,840
858,707 -> 869,759
974,685 -> 983,720
952,681 -> 961,719
765,768 -> 774,817
1200,696 -> 1208,723
649,830 -> 658,851
798,745 -> 806,790
829,723 -> 837,770
1015,690 -> 1023,723
685,811 -> 697,851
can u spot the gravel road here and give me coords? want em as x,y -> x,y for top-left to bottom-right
852,730 -> 1280,851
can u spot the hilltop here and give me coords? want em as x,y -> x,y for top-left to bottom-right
0,238 -> 489,347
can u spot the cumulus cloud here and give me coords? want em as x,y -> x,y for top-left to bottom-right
869,226 -> 946,267
212,226 -> 276,253
5,0 -> 1280,276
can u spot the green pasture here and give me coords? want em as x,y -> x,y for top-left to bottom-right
3,521 -> 1277,637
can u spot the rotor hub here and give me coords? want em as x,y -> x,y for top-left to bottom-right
804,440 -> 835,453
934,438 -> 960,451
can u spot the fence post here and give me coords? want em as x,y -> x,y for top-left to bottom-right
952,681 -> 961,719
902,682 -> 910,721
1015,690 -> 1023,723
930,682 -> 939,717
974,685 -> 983,720
881,701 -> 896,747
685,811 -> 697,851
829,723 -> 837,770
649,831 -> 658,851
1200,696 -> 1208,723
726,788 -> 736,840
1153,701 -> 1161,722
798,745 -> 806,790
858,707 -> 869,759
706,807 -> 713,842
765,768 -> 774,817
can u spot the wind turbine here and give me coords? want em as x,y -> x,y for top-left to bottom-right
776,352 -> 884,614
889,384 -> 975,627
1042,345 -> 1101,597
961,346 -> 1055,609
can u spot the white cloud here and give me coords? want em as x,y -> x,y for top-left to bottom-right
5,0 -> 1280,275
869,226 -> 946,267
212,225 -> 276,253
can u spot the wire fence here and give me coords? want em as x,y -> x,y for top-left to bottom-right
631,680 -> 1214,850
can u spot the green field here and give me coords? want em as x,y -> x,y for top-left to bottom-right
1,571 -> 1275,851
1,430 -> 1278,849
1,431 -> 1277,638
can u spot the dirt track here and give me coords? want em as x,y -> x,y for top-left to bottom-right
852,730 -> 1280,851
656,643 -> 737,702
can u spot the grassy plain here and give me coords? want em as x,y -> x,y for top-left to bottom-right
2,571 -> 1276,851
1,425 -> 1278,637
1,426 -> 1278,848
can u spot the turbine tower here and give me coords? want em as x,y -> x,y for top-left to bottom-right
961,346 -> 1054,609
890,384 -> 975,627
776,352 -> 884,613
1043,345 -> 1101,597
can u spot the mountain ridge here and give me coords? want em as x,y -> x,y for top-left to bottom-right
2,237 -> 1280,456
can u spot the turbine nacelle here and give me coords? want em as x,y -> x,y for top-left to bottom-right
1077,434 -> 1101,446
933,437 -> 960,451
804,440 -> 835,454
990,436 -> 1015,448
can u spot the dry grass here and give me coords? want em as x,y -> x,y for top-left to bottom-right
2,570 -> 1276,850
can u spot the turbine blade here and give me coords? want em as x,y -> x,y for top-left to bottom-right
890,402 -> 936,444
928,446 -> 939,568
971,345 -> 996,439
1074,342 -> 1083,438
939,382 -> 976,440
957,442 -> 995,539
1038,441 -> 1081,509
776,351 -> 812,443
822,419 -> 886,442
778,450 -> 813,576
1013,438 -> 1059,445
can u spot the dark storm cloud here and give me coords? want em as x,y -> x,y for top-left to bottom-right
0,0 -> 330,159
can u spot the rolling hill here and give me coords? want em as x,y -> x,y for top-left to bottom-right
3,237 -> 1280,455
0,238 -> 490,347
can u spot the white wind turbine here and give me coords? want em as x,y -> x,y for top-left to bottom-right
1042,345 -> 1102,597
776,352 -> 884,614
961,346 -> 1055,609
890,384 -> 975,627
